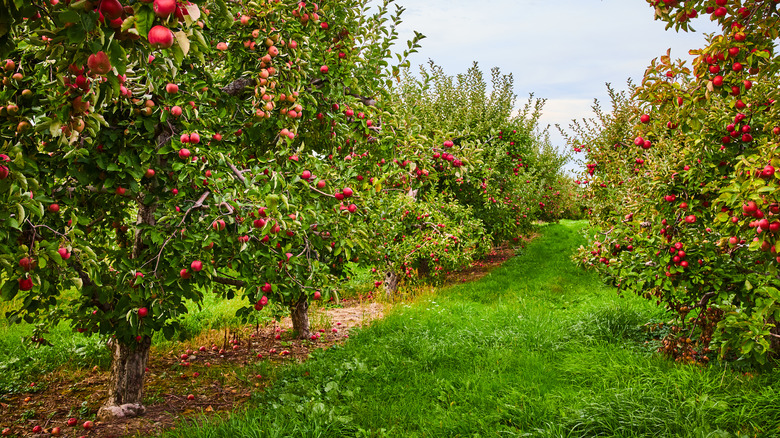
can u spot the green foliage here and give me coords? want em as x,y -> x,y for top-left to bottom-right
363,61 -> 575,290
569,1 -> 780,365
369,190 -> 491,283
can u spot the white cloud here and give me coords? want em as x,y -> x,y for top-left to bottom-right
384,0 -> 720,150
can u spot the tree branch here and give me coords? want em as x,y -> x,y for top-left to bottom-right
221,76 -> 255,96
228,163 -> 247,185
148,191 -> 210,275
214,276 -> 247,287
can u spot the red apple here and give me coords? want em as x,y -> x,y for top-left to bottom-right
138,307 -> 148,318
82,421 -> 94,430
144,168 -> 156,178
179,148 -> 191,159
166,83 -> 179,94
191,260 -> 203,272
313,291 -> 322,300
49,203 -> 60,213
148,25 -> 175,49
189,132 -> 200,144
67,418 -> 78,427
342,187 -> 353,198
170,105 -> 183,117
87,51 -> 111,75
153,0 -> 176,18
19,257 -> 32,271
58,247 -> 71,260
19,277 -> 32,291
99,0 -> 123,20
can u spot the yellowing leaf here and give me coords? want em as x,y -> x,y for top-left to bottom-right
174,31 -> 190,57
185,3 -> 201,21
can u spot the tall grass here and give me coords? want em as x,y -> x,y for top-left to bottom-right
163,220 -> 780,438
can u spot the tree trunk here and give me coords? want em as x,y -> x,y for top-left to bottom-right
291,298 -> 311,339
384,269 -> 398,301
769,316 -> 780,356
417,258 -> 430,278
97,337 -> 150,420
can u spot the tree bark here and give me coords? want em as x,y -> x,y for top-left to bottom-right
97,337 -> 150,420
417,258 -> 430,278
291,298 -> 311,339
384,269 -> 398,301
769,316 -> 780,355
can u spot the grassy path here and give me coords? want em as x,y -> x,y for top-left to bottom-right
167,221 -> 780,438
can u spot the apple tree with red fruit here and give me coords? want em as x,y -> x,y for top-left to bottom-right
572,0 -> 780,365
367,61 -> 573,294
0,0 -> 420,418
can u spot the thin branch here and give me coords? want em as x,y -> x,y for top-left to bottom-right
228,163 -> 247,185
86,214 -> 106,229
308,185 -> 336,197
149,191 -> 210,275
213,276 -> 247,287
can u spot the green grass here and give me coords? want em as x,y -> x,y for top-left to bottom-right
162,220 -> 780,438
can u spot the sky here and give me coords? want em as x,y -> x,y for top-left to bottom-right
383,0 -> 721,170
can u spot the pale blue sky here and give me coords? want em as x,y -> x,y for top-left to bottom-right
386,0 -> 720,159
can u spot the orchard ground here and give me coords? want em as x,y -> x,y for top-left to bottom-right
3,221 -> 780,437
0,239 -> 520,437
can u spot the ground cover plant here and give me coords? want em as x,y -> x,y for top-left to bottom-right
159,221 -> 780,438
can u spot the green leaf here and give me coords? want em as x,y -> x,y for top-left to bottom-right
66,23 -> 85,44
135,5 -> 155,39
120,15 -> 135,33
108,39 -> 127,75
59,9 -> 80,24
171,43 -> 184,66
0,279 -> 17,301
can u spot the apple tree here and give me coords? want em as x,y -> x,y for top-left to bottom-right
571,0 -> 780,365
0,0 -> 420,418
368,62 -> 572,294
